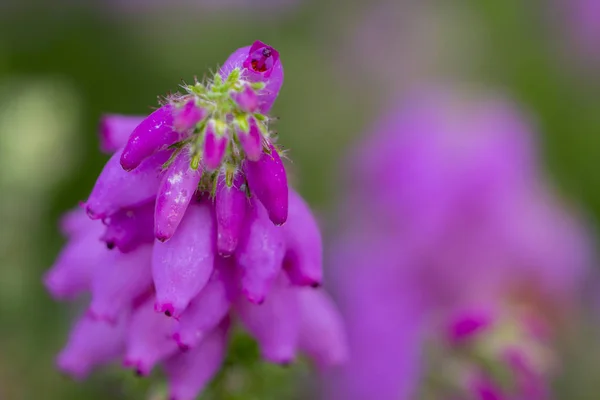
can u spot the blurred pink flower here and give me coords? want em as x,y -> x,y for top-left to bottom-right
325,89 -> 593,400
107,0 -> 302,16
565,0 -> 600,64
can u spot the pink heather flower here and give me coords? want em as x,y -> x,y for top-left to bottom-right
46,41 -> 346,400
326,89 -> 593,400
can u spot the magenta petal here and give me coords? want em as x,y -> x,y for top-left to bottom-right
175,258 -> 234,350
282,189 -> 323,287
155,150 -> 202,242
101,200 -> 155,252
166,319 -> 229,400
232,85 -> 259,113
203,123 -> 228,171
219,42 -> 284,114
153,203 -> 216,318
99,114 -> 145,154
219,46 -> 251,80
57,313 -> 126,380
215,175 -> 247,256
235,199 -> 285,304
85,148 -> 169,220
297,289 -> 348,369
44,221 -> 106,300
120,105 -> 179,171
89,245 -> 153,324
124,298 -> 179,376
447,309 -> 492,344
244,143 -> 288,225
59,207 -> 95,237
238,117 -> 263,161
236,276 -> 299,364
241,41 -> 284,114
173,99 -> 205,132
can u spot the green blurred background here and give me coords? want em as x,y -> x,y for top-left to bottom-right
0,0 -> 599,399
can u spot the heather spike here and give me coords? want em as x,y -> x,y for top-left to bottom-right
45,41 -> 347,400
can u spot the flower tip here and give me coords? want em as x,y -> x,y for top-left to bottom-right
244,41 -> 280,77
270,211 -> 288,226
217,236 -> 238,257
310,281 -> 322,289
119,152 -> 138,172
123,358 -> 150,377
56,354 -> 88,381
83,203 -> 102,220
172,332 -> 191,351
243,289 -> 266,305
155,302 -> 177,318
43,272 -> 72,300
155,232 -> 171,243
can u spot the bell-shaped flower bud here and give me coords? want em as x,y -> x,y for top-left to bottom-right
165,319 -> 229,400
215,174 -> 247,256
244,143 -> 288,225
88,244 -> 153,324
282,189 -> 323,287
155,149 -> 203,242
236,116 -> 263,161
236,275 -> 299,364
173,99 -> 205,132
232,85 -> 259,113
235,199 -> 285,304
203,120 -> 229,171
153,202 -> 215,318
57,313 -> 126,380
100,200 -> 155,252
297,288 -> 348,369
85,148 -> 169,220
120,105 -> 180,171
124,298 -> 179,376
174,258 -> 234,350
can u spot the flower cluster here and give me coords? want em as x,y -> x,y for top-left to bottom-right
326,90 -> 592,400
44,41 -> 346,400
